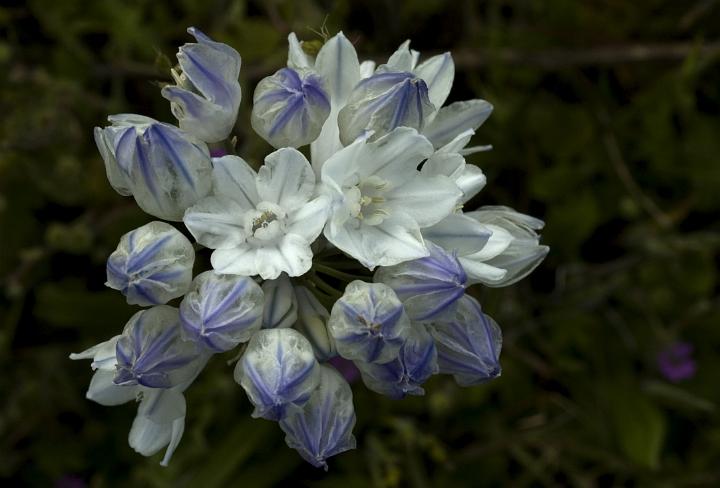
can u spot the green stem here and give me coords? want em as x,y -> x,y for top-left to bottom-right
314,263 -> 370,282
306,273 -> 342,298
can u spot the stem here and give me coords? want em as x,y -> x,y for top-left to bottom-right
314,263 -> 370,282
306,273 -> 342,298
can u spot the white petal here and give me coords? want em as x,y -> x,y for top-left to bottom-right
437,128 -> 475,154
70,335 -> 120,371
287,32 -> 312,69
257,234 -> 314,279
414,52 -> 454,111
422,213 -> 492,255
384,175 -> 461,227
211,245 -> 257,276
86,370 -> 138,406
463,223 -> 514,260
379,40 -> 414,72
286,195 -> 330,242
319,136 -> 367,193
356,128 -> 434,184
129,389 -> 186,466
359,60 -> 376,79
324,212 -> 429,269
212,155 -> 258,207
262,274 -> 298,329
423,99 -> 493,148
257,148 -> 315,209
314,32 -> 361,107
458,257 -> 508,283
457,164 -> 487,202
422,151 -> 465,180
183,196 -> 247,249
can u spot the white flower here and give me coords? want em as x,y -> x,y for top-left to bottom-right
321,127 -> 462,269
184,148 -> 329,279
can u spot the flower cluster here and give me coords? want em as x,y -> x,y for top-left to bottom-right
73,27 -> 549,469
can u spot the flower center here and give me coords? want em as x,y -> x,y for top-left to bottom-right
344,175 -> 389,226
245,201 -> 287,242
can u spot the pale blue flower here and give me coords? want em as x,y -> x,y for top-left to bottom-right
234,328 -> 320,420
374,241 -> 467,322
261,273 -> 297,329
184,149 -> 329,279
355,324 -> 438,399
327,281 -> 411,363
114,305 -> 203,389
321,127 -> 462,269
161,27 -> 242,143
428,294 -> 502,386
252,67 -> 331,148
106,221 -> 194,306
179,271 -> 264,352
96,115 -> 213,221
279,365 -> 356,470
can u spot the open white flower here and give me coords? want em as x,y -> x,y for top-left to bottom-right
321,127 -> 462,269
184,148 -> 328,279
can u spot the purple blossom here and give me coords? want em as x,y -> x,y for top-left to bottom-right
657,342 -> 696,382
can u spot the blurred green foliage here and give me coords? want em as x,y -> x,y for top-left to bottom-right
2,0 -> 720,486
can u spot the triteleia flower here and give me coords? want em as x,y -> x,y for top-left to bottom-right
106,221 -> 194,307
321,127 -> 462,268
114,305 -> 204,389
327,281 -> 411,363
183,148 -> 329,279
261,273 -> 298,329
251,67 -> 331,148
294,285 -> 336,361
454,206 -> 549,286
428,294 -> 502,386
234,328 -> 320,420
95,115 -> 213,221
279,365 -> 357,470
374,241 -> 467,322
355,324 -> 438,399
179,271 -> 264,352
161,27 -> 242,143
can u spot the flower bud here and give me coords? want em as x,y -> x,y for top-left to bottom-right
261,274 -> 298,329
337,71 -> 435,145
428,295 -> 502,386
294,286 -> 336,361
99,116 -> 213,221
328,281 -> 410,364
279,365 -> 356,469
355,324 -> 438,399
234,328 -> 320,420
106,221 -> 194,306
161,27 -> 242,143
251,67 -> 331,148
114,306 -> 203,389
179,271 -> 264,352
374,241 -> 467,322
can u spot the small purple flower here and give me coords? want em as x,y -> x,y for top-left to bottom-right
657,342 -> 696,382
106,221 -> 194,307
428,294 -> 502,386
279,365 -> 357,470
328,281 -> 411,364
179,271 -> 264,352
114,306 -> 203,389
355,324 -> 438,399
234,328 -> 320,420
374,241 -> 467,322
252,67 -> 331,148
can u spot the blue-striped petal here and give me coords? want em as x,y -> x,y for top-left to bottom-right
279,365 -> 356,469
327,281 -> 410,364
355,324 -> 438,399
374,241 -> 467,322
179,271 -> 264,352
114,305 -> 204,389
252,67 -> 331,148
294,286 -> 336,361
234,328 -> 320,420
261,274 -> 298,329
161,27 -> 242,143
106,221 -> 194,307
428,294 -> 502,386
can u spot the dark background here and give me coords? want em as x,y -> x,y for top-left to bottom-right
2,0 -> 720,486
